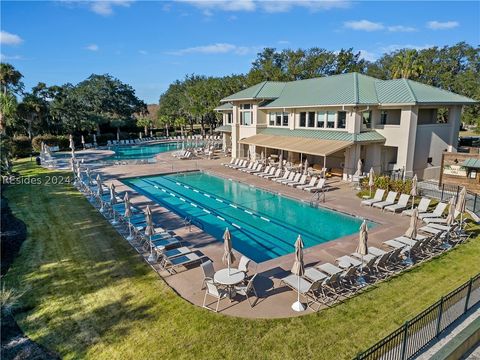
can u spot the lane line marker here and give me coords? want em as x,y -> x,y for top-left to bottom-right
232,223 -> 241,229
260,216 -> 270,222
203,209 -> 211,214
217,216 -> 225,221
215,198 -> 223,203
245,210 -> 253,215
229,204 -> 237,208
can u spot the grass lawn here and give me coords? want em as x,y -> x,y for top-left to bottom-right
3,159 -> 480,360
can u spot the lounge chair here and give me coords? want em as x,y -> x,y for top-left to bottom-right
384,194 -> 410,213
264,168 -> 282,179
383,239 -> 406,249
305,178 -> 328,193
336,255 -> 362,268
297,176 -> 317,190
157,246 -> 192,265
273,170 -> 291,183
372,191 -> 398,209
281,172 -> 300,185
280,274 -> 324,311
418,202 -> 448,220
361,189 -> 386,206
256,166 -> 274,177
402,197 -> 431,216
423,210 -> 460,224
163,252 -> 207,274
234,274 -> 258,307
222,158 -> 235,167
289,174 -> 307,187
244,163 -> 263,174
317,262 -> 343,276
240,162 -> 256,172
203,282 -> 229,312
254,165 -> 271,176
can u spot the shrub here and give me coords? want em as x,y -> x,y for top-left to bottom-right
11,136 -> 32,158
32,134 -> 69,152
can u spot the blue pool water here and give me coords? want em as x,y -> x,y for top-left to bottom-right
109,142 -> 182,160
123,172 -> 374,263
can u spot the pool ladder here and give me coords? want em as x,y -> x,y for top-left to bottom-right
184,216 -> 204,232
310,190 -> 325,208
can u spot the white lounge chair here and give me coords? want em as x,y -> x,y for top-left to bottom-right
297,176 -> 317,190
418,202 -> 448,220
384,194 -> 410,213
289,174 -> 307,187
263,168 -> 282,179
372,191 -> 398,209
305,178 -> 328,193
273,170 -> 290,182
402,197 -> 431,216
361,189 -> 386,206
281,172 -> 300,185
163,252 -> 207,274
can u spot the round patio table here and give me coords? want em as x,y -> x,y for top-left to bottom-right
214,268 -> 245,299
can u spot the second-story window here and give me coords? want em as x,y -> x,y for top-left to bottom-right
337,111 -> 347,129
362,111 -> 371,128
240,104 -> 252,125
317,112 -> 325,128
380,111 -> 388,125
269,112 -> 289,127
299,112 -> 315,127
326,111 -> 336,128
226,113 -> 233,124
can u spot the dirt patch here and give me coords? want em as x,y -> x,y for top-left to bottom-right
1,192 -> 60,360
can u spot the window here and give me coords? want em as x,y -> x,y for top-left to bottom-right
226,113 -> 232,124
239,104 -> 252,125
269,112 -> 289,127
308,112 -> 315,127
362,111 -> 371,128
317,112 -> 325,128
337,111 -> 347,129
380,111 -> 387,125
326,112 -> 336,128
299,112 -> 306,127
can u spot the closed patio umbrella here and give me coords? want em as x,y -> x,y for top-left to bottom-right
85,168 -> 92,186
81,135 -> 85,148
405,208 -> 418,239
93,134 -> 97,146
357,220 -> 368,285
145,206 -> 156,261
291,235 -> 305,312
456,186 -> 466,228
446,197 -> 456,226
279,152 -> 283,170
260,151 -> 265,164
303,158 -> 309,175
75,163 -> 82,185
410,174 -> 418,210
354,158 -> 363,176
69,134 -> 75,150
124,192 -> 134,241
96,174 -> 106,213
368,168 -> 374,197
222,227 -> 235,275
110,183 -> 119,225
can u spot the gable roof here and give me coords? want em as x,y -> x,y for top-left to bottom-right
221,73 -> 478,107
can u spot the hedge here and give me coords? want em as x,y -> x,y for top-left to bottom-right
11,136 -> 33,158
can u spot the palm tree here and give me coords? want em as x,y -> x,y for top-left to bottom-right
391,49 -> 424,79
0,92 -> 17,135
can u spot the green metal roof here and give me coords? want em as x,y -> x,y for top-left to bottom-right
214,103 -> 233,111
214,125 -> 232,132
220,72 -> 478,107
258,127 -> 385,143
462,158 -> 480,169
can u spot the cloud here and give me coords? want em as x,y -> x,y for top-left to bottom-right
139,50 -> 148,55
358,50 -> 377,62
426,20 -> 459,30
381,44 -> 433,53
167,43 -> 258,56
0,53 -> 23,61
85,44 -> 99,51
178,0 -> 350,13
277,40 -> 290,45
387,25 -> 417,32
61,0 -> 134,16
0,31 -> 23,45
344,20 -> 384,31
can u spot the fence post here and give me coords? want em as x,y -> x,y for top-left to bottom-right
474,194 -> 477,214
464,278 -> 473,314
436,297 -> 444,337
441,184 -> 445,201
401,321 -> 409,360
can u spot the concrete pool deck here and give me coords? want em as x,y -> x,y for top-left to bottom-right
62,149 -> 412,318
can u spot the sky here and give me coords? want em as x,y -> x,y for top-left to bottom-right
1,0 -> 479,104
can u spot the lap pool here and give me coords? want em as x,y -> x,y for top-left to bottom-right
109,142 -> 182,160
123,171 -> 374,263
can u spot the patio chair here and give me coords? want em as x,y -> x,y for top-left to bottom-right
384,194 -> 410,213
163,252 -> 207,274
234,274 -> 258,307
423,210 -> 460,224
273,170 -> 291,182
297,176 -> 317,190
281,274 -> 325,311
383,238 -> 407,250
222,158 -> 235,167
157,246 -> 192,264
361,189 -> 386,206
254,165 -> 271,176
240,162 -> 256,172
372,191 -> 398,209
203,282 -> 229,312
257,166 -> 275,177
282,172 -> 301,185
402,197 -> 431,216
418,202 -> 448,220
244,163 -> 263,174
305,178 -> 328,193
263,168 -> 282,179
278,171 -> 296,184
288,174 -> 307,187
200,260 -> 215,290
238,256 -> 251,275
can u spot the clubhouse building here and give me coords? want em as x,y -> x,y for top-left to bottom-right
215,73 -> 477,180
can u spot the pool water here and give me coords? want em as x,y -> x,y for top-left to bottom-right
123,172 -> 374,263
109,142 -> 182,160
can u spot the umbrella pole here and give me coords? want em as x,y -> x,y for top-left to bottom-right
127,218 -> 133,241
148,235 -> 156,262
292,275 -> 305,312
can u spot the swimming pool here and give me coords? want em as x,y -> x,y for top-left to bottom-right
123,172 -> 374,263
109,142 -> 182,160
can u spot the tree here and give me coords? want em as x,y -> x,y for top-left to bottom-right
0,93 -> 17,135
0,63 -> 23,134
136,117 -> 152,135
390,49 -> 424,79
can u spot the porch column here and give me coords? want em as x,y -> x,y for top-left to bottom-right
343,144 -> 360,180
447,106 -> 462,152
231,105 -> 239,158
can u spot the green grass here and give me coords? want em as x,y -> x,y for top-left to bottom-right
3,159 -> 480,360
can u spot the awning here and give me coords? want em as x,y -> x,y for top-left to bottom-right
462,158 -> 480,169
214,125 -> 232,132
238,134 -> 351,157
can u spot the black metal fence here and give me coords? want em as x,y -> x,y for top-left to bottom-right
355,273 -> 480,360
